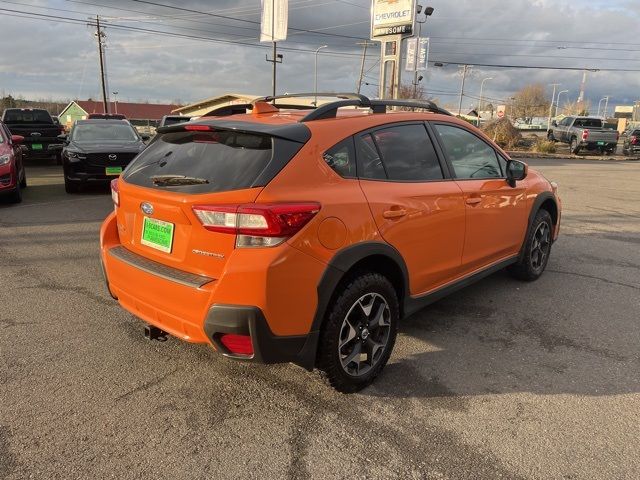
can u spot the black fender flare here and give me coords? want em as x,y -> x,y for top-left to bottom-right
294,241 -> 409,370
519,191 -> 558,259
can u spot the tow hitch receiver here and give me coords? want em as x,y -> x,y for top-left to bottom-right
144,324 -> 168,342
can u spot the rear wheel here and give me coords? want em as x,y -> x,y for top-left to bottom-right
570,137 -> 580,154
508,209 -> 553,281
317,272 -> 399,393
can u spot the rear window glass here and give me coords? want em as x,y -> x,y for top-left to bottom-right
123,129 -> 274,194
162,117 -> 191,127
573,118 -> 603,128
4,110 -> 52,123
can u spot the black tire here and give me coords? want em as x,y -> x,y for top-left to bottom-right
622,148 -> 629,156
508,209 -> 553,281
570,137 -> 580,155
8,183 -> 22,204
317,272 -> 399,393
547,131 -> 556,142
64,179 -> 79,194
55,153 -> 62,166
19,167 -> 27,188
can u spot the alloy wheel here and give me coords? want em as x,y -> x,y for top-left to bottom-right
530,221 -> 551,271
338,293 -> 391,377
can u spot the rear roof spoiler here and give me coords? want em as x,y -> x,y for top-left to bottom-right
156,120 -> 311,144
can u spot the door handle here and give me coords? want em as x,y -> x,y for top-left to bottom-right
383,208 -> 407,219
465,197 -> 482,206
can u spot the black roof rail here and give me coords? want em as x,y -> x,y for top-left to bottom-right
369,99 -> 452,116
254,92 -> 370,105
300,99 -> 370,122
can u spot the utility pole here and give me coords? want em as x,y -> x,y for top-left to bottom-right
356,41 -> 375,94
547,83 -> 560,132
603,95 -> 610,118
457,64 -> 470,116
95,16 -> 109,114
477,77 -> 493,126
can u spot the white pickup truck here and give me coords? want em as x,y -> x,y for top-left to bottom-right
548,116 -> 619,154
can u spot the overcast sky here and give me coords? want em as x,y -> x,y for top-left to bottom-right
0,0 -> 639,112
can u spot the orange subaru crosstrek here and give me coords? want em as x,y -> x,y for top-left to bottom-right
100,94 -> 561,392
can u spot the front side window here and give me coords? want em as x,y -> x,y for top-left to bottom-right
433,124 -> 502,180
323,138 -> 356,178
371,124 -> 443,181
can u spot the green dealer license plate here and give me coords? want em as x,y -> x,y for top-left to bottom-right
105,166 -> 123,176
141,217 -> 174,253
597,141 -> 606,146
31,143 -> 43,150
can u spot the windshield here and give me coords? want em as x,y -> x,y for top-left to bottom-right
4,110 -> 53,124
574,118 -> 603,128
72,123 -> 139,142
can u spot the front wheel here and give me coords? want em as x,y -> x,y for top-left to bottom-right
508,209 -> 553,281
547,131 -> 556,142
317,272 -> 399,393
19,167 -> 27,188
64,179 -> 79,194
570,137 -> 580,154
8,183 -> 22,204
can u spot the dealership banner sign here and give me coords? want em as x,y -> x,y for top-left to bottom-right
261,0 -> 289,42
371,0 -> 416,38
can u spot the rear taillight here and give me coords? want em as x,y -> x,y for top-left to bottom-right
582,130 -> 589,141
631,135 -> 637,145
192,203 -> 321,248
110,178 -> 119,207
219,334 -> 253,356
184,124 -> 211,131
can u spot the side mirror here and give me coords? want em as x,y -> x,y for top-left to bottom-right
11,135 -> 24,144
57,134 -> 68,142
506,160 -> 528,187
140,134 -> 151,141
551,120 -> 558,127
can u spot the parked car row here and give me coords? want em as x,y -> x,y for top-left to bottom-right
0,121 -> 27,203
547,116 -> 619,154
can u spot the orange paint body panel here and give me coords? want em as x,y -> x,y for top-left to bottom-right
99,103 -> 561,372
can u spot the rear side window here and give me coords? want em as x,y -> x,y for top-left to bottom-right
433,124 -> 502,179
371,124 -> 443,181
356,134 -> 386,180
323,138 -> 356,178
124,129 -> 275,194
573,118 -> 603,128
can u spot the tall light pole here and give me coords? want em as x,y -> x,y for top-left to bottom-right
603,95 -> 610,118
412,5 -> 434,98
555,90 -> 568,116
112,91 -> 119,114
547,83 -> 560,132
477,76 -> 493,126
313,45 -> 328,106
597,97 -> 606,117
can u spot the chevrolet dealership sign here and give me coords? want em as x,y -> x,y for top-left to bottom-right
371,0 -> 416,38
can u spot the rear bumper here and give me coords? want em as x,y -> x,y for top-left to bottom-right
579,141 -> 617,150
99,212 -> 324,368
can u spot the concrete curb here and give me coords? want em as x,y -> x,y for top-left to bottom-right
507,151 -> 640,162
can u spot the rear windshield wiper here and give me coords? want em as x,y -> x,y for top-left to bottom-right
151,174 -> 209,186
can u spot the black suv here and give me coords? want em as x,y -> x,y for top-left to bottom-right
61,119 -> 148,193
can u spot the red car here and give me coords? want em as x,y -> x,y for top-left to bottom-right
0,121 -> 27,203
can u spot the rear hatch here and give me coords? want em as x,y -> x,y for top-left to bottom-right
114,122 -> 308,280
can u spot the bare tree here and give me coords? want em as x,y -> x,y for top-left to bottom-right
512,83 -> 549,120
559,100 -> 591,116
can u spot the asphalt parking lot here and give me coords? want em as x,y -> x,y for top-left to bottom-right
1,158 -> 639,479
